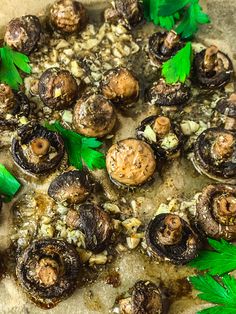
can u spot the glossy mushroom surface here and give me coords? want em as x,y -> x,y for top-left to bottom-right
16,238 -> 80,309
147,79 -> 190,107
101,67 -> 140,105
146,214 -> 199,264
115,0 -> 142,26
38,68 -> 78,110
193,128 -> 236,184
4,15 -> 41,55
136,115 -> 184,159
48,170 -> 92,205
66,203 -> 113,253
148,30 -> 184,67
196,184 -> 236,240
49,0 -> 87,34
106,139 -> 156,188
216,93 -> 236,130
12,123 -> 65,176
73,94 -> 116,138
193,45 -> 233,88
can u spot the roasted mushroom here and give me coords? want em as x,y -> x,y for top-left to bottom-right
193,45 -> 233,88
216,93 -> 236,130
16,238 -> 80,308
192,128 -> 236,184
136,115 -> 184,159
49,0 -> 87,34
147,79 -> 191,107
38,68 -> 78,110
146,214 -> 199,264
73,94 -> 116,138
66,203 -> 113,253
148,30 -> 184,67
117,280 -> 166,314
101,67 -> 140,105
115,0 -> 142,25
106,139 -> 156,188
4,15 -> 41,55
12,123 -> 65,176
0,84 -> 30,130
196,184 -> 236,240
48,170 -> 92,204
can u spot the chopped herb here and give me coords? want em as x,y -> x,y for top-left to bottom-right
0,163 -> 21,202
162,42 -> 192,84
189,238 -> 236,276
0,46 -> 31,90
189,274 -> 236,314
45,121 -> 106,171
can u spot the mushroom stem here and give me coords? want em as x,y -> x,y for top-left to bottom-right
214,196 -> 236,217
212,133 -> 234,159
0,84 -> 15,112
225,117 -> 236,130
30,138 -> 50,156
161,30 -> 179,55
203,45 -> 219,72
153,116 -> 171,136
36,258 -> 59,286
159,214 -> 183,245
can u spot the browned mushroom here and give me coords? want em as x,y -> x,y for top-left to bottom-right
216,93 -> 236,130
196,184 -> 236,240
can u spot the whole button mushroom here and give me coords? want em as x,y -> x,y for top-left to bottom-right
147,78 -> 191,107
106,139 -> 156,188
193,45 -> 233,88
49,0 -> 87,34
192,128 -> 236,184
115,0 -> 142,26
38,68 -> 78,110
101,67 -> 140,105
16,238 -> 80,309
4,15 -> 41,55
73,94 -> 116,138
146,213 -> 200,264
196,184 -> 236,240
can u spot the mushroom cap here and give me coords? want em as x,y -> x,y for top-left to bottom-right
216,94 -> 236,117
147,79 -> 190,107
50,0 -> 87,34
16,238 -> 80,309
12,123 -> 65,176
193,128 -> 236,184
196,184 -> 236,240
73,94 -> 116,138
146,214 -> 199,265
4,15 -> 41,55
38,67 -> 78,110
106,138 -> 156,187
48,170 -> 92,205
115,0 -> 142,26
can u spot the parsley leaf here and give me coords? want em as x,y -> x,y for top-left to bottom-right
189,238 -> 236,276
158,0 -> 191,16
45,121 -> 106,171
189,274 -> 236,314
162,42 -> 192,83
0,164 -> 21,202
0,46 -> 31,90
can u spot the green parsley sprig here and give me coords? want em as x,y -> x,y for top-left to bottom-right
0,46 -> 31,90
0,163 -> 21,202
45,121 -> 106,171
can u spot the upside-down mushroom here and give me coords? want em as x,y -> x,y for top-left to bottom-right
16,238 -> 80,308
196,184 -> 236,240
193,45 -> 233,88
146,213 -> 200,264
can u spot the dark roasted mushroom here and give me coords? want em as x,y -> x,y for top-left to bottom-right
38,68 -> 78,110
115,0 -> 142,26
0,84 -> 31,130
118,280 -> 166,314
101,67 -> 140,105
12,123 -> 65,176
193,45 -> 233,88
196,184 -> 236,240
16,238 -> 80,308
73,94 -> 116,138
49,0 -> 87,34
48,170 -> 92,204
136,115 -> 184,159
216,93 -> 236,130
148,30 -> 184,67
106,139 -> 156,188
146,213 -> 199,264
66,203 -> 113,253
4,15 -> 41,55
192,128 -> 236,184
147,78 -> 191,107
